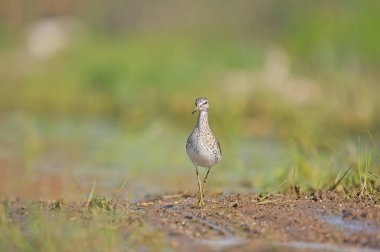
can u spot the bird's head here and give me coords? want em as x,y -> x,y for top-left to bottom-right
192,97 -> 209,114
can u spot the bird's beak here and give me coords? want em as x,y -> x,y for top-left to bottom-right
191,105 -> 201,115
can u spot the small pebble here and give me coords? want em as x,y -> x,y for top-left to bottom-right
231,202 -> 238,208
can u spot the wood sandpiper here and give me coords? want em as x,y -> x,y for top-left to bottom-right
186,97 -> 222,207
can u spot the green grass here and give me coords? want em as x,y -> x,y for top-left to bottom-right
1,2 -> 380,137
0,199 -> 170,252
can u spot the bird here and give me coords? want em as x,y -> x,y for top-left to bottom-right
186,97 -> 222,207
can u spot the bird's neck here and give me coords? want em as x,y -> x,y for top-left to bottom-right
196,110 -> 210,130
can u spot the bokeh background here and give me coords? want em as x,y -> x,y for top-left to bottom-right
1,0 -> 379,200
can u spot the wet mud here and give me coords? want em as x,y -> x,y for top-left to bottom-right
133,191 -> 380,251
3,191 -> 380,251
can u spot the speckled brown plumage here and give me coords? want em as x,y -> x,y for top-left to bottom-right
186,97 -> 222,206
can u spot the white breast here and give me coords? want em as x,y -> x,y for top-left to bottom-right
186,144 -> 220,168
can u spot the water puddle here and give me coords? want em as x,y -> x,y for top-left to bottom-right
275,241 -> 380,252
316,214 -> 380,235
199,238 -> 380,252
199,237 -> 247,249
194,215 -> 248,249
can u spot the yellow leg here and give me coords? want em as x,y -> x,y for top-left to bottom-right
195,166 -> 204,207
201,168 -> 211,198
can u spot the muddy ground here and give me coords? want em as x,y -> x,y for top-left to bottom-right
134,191 -> 380,251
4,191 -> 380,251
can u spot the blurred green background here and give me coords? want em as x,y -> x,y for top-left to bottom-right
0,0 -> 379,200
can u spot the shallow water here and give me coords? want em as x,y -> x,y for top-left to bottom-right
199,237 -> 248,249
275,241 -> 380,252
0,117 -> 291,199
198,238 -> 380,252
317,214 -> 380,235
0,116 -> 377,200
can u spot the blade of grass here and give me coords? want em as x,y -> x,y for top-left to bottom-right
329,167 -> 351,191
367,130 -> 380,162
86,180 -> 96,208
115,179 -> 128,200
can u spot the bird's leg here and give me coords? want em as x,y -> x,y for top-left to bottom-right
201,168 -> 211,198
195,166 -> 204,207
